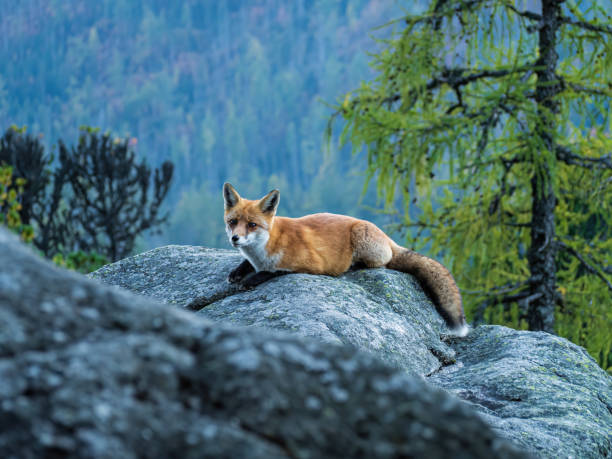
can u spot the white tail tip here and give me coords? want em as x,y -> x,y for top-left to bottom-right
452,323 -> 470,337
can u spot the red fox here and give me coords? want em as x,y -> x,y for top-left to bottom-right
223,183 -> 468,336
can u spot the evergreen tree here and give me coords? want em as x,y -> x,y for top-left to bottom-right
331,1 -> 611,368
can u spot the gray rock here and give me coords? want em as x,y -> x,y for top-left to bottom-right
430,326 -> 612,458
92,246 -> 455,376
0,229 -> 524,458
89,245 -> 245,307
92,245 -> 612,458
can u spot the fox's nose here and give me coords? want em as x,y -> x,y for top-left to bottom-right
231,235 -> 239,243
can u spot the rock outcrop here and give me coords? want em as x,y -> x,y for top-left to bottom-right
430,326 -> 612,456
92,246 -> 454,376
0,229 -> 525,458
92,245 -> 612,458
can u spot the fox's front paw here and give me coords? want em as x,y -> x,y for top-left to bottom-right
228,260 -> 255,284
228,268 -> 246,284
238,275 -> 260,289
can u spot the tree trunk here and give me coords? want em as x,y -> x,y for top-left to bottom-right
527,0 -> 561,333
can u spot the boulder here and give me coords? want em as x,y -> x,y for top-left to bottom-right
91,246 -> 455,376
0,229 -> 523,458
92,245 -> 612,458
430,326 -> 612,457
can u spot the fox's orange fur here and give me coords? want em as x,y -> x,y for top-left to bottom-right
223,183 -> 468,335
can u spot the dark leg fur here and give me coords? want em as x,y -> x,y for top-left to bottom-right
228,259 -> 255,283
240,270 -> 288,288
349,261 -> 368,271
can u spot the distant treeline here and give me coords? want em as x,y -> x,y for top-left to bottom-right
0,0 -> 407,247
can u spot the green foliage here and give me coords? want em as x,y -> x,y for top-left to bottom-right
332,1 -> 612,370
52,251 -> 109,274
0,125 -> 52,231
0,164 -> 106,273
0,165 -> 34,242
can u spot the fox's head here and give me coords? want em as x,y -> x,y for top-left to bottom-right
223,183 -> 279,249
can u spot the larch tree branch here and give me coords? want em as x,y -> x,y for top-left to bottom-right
556,240 -> 612,292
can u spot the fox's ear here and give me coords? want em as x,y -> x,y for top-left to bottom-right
259,189 -> 280,214
223,183 -> 241,209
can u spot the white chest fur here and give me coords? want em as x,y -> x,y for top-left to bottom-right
239,231 -> 281,272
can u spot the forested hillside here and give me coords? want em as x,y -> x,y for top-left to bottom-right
0,0 -> 408,248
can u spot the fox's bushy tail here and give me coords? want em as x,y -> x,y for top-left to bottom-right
387,245 -> 468,336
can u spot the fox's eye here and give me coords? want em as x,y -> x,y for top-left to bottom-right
248,222 -> 257,228
228,219 -> 237,226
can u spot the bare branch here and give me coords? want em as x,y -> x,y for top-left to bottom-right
556,144 -> 612,170
503,4 -> 541,22
473,288 -> 535,324
556,240 -> 612,292
406,0 -> 490,28
560,16 -> 612,35
470,272 -> 546,324
462,278 -> 531,295
566,82 -> 610,97
431,65 -> 534,90
404,221 -> 442,230
378,64 -> 534,111
557,76 -> 612,97
504,4 -> 612,35
445,87 -> 465,114
517,292 -> 543,315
